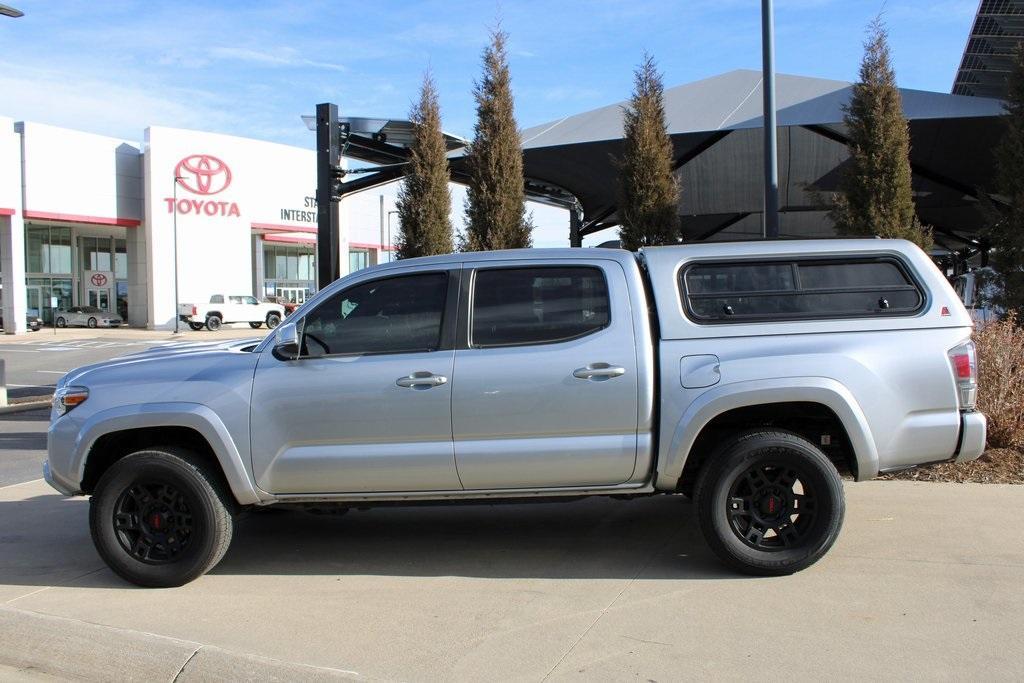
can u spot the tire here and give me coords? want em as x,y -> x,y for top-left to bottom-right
205,315 -> 222,332
188,322 -> 204,331
266,312 -> 281,329
249,321 -> 263,329
87,317 -> 97,329
89,448 -> 235,588
55,317 -> 67,328
694,430 -> 844,576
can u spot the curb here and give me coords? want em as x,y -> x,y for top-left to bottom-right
0,400 -> 51,415
0,606 -> 362,681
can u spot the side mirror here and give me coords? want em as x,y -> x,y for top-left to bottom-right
272,321 -> 300,361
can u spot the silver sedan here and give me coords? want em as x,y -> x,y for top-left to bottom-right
54,306 -> 122,329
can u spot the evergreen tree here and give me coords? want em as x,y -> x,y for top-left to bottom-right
990,42 -> 1024,314
831,18 -> 932,251
395,73 -> 453,259
617,53 -> 680,250
463,28 -> 532,251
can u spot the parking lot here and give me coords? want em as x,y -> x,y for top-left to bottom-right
1,402 -> 1022,680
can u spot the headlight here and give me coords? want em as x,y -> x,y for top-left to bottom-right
54,386 -> 89,416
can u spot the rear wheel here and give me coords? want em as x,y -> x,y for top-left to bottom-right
89,448 -> 234,587
55,317 -> 67,328
188,322 -> 204,331
87,317 -> 97,329
249,321 -> 262,329
205,315 -> 222,332
694,430 -> 844,576
266,312 -> 281,329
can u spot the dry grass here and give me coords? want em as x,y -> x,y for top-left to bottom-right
882,448 -> 1024,484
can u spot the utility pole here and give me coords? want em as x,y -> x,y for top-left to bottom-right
315,103 -> 341,289
762,0 -> 780,239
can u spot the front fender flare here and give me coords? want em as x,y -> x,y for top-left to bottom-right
655,377 -> 879,489
72,402 -> 268,505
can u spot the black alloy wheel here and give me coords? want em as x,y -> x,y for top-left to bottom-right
205,315 -> 222,331
695,430 -> 844,576
112,482 -> 195,564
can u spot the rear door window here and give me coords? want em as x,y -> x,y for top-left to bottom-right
471,266 -> 610,347
681,258 -> 924,322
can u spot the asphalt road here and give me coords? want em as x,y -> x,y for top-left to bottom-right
0,409 -> 48,487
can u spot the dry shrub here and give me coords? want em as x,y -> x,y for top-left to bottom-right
975,312 -> 1024,449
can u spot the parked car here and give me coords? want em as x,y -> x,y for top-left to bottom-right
178,295 -> 284,331
44,240 -> 985,587
0,313 -> 43,331
55,306 -> 121,329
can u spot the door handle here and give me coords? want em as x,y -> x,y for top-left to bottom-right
573,363 -> 626,381
396,371 -> 448,389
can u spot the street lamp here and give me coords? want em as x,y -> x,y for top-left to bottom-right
386,210 -> 399,263
0,4 -> 24,17
762,0 -> 780,239
172,176 -> 183,333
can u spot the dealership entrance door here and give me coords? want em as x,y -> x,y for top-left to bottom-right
84,270 -> 114,315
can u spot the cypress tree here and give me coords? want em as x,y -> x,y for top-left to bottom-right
395,72 -> 453,259
990,42 -> 1024,314
463,28 -> 532,251
617,53 -> 680,250
832,18 -> 932,251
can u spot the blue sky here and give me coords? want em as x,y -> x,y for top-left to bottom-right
0,0 -> 978,149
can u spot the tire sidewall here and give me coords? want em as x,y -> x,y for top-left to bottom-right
89,451 -> 225,587
698,432 -> 845,575
206,315 -> 222,331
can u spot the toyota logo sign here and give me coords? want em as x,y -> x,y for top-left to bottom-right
90,273 -> 108,286
175,154 -> 232,195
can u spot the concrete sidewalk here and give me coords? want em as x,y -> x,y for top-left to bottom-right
1,478 -> 1021,680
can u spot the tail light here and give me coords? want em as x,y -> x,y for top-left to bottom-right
191,305 -> 197,316
948,341 -> 978,410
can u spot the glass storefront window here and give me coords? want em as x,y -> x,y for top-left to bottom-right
26,226 -> 73,275
349,249 -> 370,273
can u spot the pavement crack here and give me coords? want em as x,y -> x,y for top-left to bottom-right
171,645 -> 202,682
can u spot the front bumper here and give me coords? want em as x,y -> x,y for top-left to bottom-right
955,411 -> 987,463
43,460 -> 78,496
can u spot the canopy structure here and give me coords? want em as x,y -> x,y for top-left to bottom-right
953,0 -> 1024,99
315,69 -> 1006,262
513,69 -> 1006,251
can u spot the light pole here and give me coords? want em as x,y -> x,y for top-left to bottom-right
172,176 -> 183,333
762,0 -> 780,239
0,4 -> 24,18
386,210 -> 399,263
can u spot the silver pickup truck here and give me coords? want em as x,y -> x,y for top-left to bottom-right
45,239 -> 986,587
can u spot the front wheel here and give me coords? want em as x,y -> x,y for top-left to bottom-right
694,430 -> 844,576
265,312 -> 281,329
87,317 -> 97,329
89,448 -> 234,587
205,315 -> 222,332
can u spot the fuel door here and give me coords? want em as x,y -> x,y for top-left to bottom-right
680,354 -> 721,389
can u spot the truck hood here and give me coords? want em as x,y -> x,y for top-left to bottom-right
59,338 -> 262,389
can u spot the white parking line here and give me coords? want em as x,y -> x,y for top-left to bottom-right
36,371 -> 67,374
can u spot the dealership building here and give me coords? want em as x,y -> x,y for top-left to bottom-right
0,118 -> 417,332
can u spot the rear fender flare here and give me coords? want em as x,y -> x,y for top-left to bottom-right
655,377 -> 879,489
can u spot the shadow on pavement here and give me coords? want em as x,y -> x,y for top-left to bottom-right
0,432 -> 47,450
0,492 -> 739,588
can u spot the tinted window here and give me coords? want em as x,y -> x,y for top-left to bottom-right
210,295 -> 224,304
301,272 -> 448,357
472,267 -> 610,347
682,258 -> 923,322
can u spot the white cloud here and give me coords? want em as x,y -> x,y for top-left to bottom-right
207,46 -> 347,73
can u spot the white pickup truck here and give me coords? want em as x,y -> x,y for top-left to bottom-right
178,295 -> 284,331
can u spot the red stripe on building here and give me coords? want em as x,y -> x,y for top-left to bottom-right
350,241 -> 396,251
263,234 -> 316,244
23,210 -> 141,227
251,222 -> 317,234
0,208 -> 15,216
